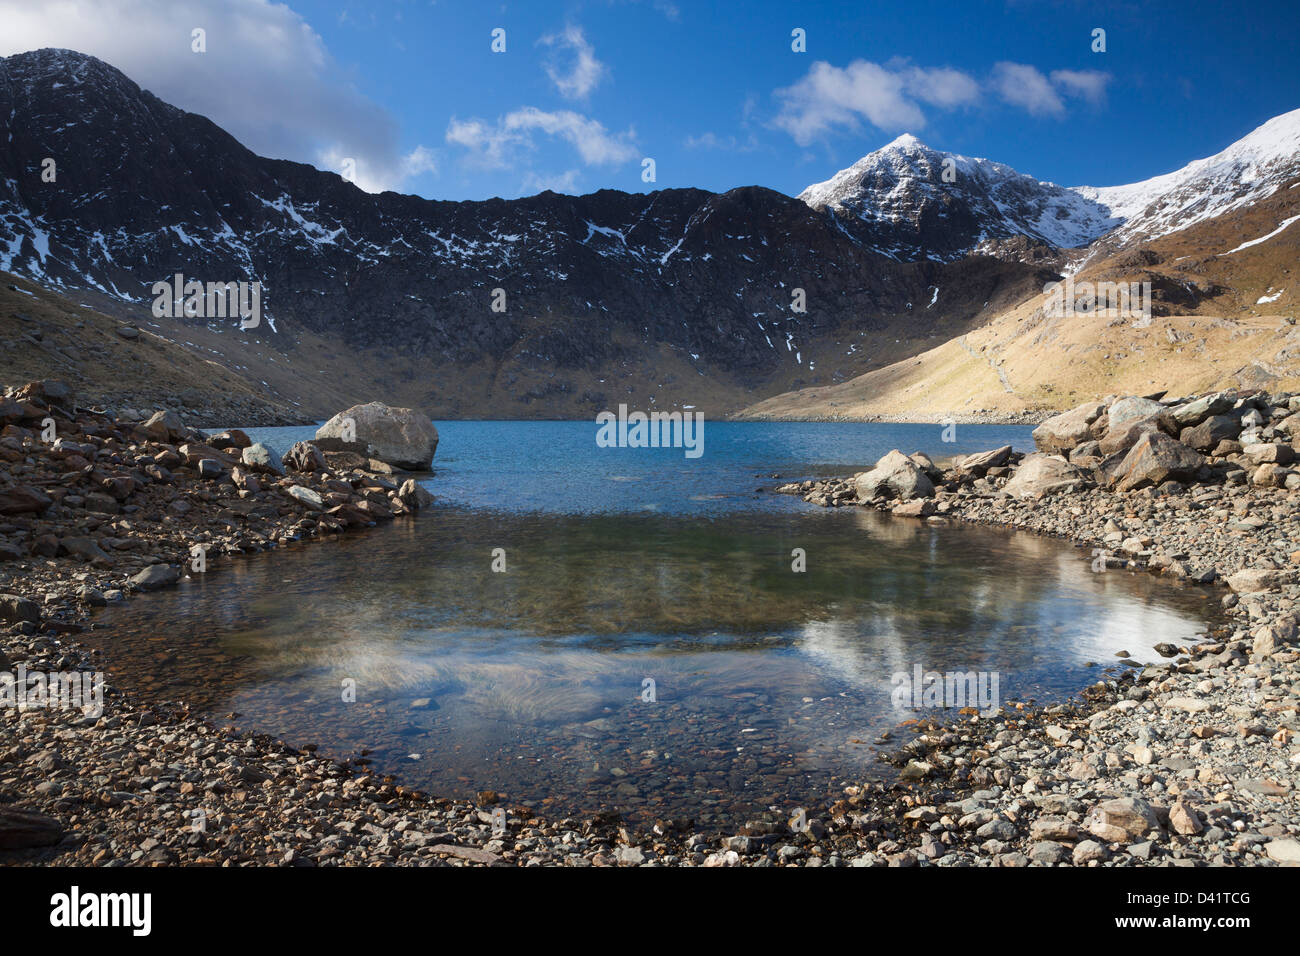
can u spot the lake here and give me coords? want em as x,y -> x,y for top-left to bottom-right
87,421 -> 1220,829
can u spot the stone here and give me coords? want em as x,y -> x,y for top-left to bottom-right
613,845 -> 646,866
241,443 -> 284,476
1169,800 -> 1203,836
891,498 -> 936,518
1084,797 -> 1162,843
1265,838 -> 1300,864
958,445 -> 1013,475
285,486 -> 324,510
1030,818 -> 1082,842
1180,414 -> 1241,452
141,409 -> 185,442
59,536 -> 111,563
1072,839 -> 1109,864
1100,416 -> 1168,457
976,819 -> 1017,841
1111,432 -> 1205,492
284,441 -> 327,473
1242,442 -> 1295,465
208,429 -> 252,450
853,450 -> 935,501
197,459 -> 224,479
130,564 -> 180,591
1251,463 -> 1288,488
0,485 -> 53,515
317,402 -> 439,470
1108,396 -> 1167,428
398,478 -> 434,510
1254,619 -> 1298,657
1167,697 -> 1212,713
1032,402 -> 1106,454
1001,454 -> 1089,498
0,593 -> 40,624
1170,391 -> 1235,427
0,807 -> 63,849
1226,568 -> 1289,593
1028,841 -> 1070,864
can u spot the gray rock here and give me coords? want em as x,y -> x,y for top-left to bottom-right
853,450 -> 935,501
0,593 -> 40,624
317,402 -> 439,470
1001,454 -> 1089,498
1180,414 -> 1241,452
1170,391 -> 1235,427
1084,797 -> 1162,843
613,845 -> 646,866
1108,396 -> 1166,428
1072,839 -> 1110,863
1111,432 -> 1205,491
241,442 -> 285,476
130,564 -> 180,591
285,486 -> 324,510
1032,402 -> 1106,454
1028,841 -> 1070,864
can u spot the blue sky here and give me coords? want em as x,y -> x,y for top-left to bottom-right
3,0 -> 1299,201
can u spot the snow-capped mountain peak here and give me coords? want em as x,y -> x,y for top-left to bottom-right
798,136 -> 1118,261
1072,107 -> 1300,246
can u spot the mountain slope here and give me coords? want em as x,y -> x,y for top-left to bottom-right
0,48 -> 1057,418
798,133 -> 1120,261
740,178 -> 1300,421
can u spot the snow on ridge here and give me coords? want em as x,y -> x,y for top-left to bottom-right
798,108 -> 1300,257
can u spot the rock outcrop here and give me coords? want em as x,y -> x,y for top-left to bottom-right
316,403 -> 439,471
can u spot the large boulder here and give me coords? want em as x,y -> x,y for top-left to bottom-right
241,442 -> 284,476
316,403 -> 438,471
853,450 -> 935,501
284,441 -> 327,473
0,485 -> 52,516
0,594 -> 40,624
1179,414 -> 1240,452
1111,432 -> 1205,491
1098,415 -> 1169,457
1107,396 -> 1166,429
1170,391 -> 1236,427
957,445 -> 1013,476
140,409 -> 185,442
1032,402 -> 1106,455
1001,454 -> 1089,498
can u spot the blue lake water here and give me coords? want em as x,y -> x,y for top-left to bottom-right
242,419 -> 1039,514
92,421 -> 1221,829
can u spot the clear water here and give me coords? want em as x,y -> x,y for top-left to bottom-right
89,421 -> 1220,829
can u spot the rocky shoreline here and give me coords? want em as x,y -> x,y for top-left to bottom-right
2,381 -> 1298,867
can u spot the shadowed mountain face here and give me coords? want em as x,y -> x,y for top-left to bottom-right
5,49 -> 1292,420
0,49 -> 1047,417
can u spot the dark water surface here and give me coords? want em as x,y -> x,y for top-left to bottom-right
88,422 -> 1221,828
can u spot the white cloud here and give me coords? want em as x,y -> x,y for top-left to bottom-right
774,58 -> 1111,144
991,62 -> 1064,116
0,0 -> 436,193
772,59 -> 980,144
684,131 -> 758,152
538,25 -> 607,100
319,145 -> 438,195
522,169 -> 582,194
447,107 -> 637,169
1050,68 -> 1111,105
